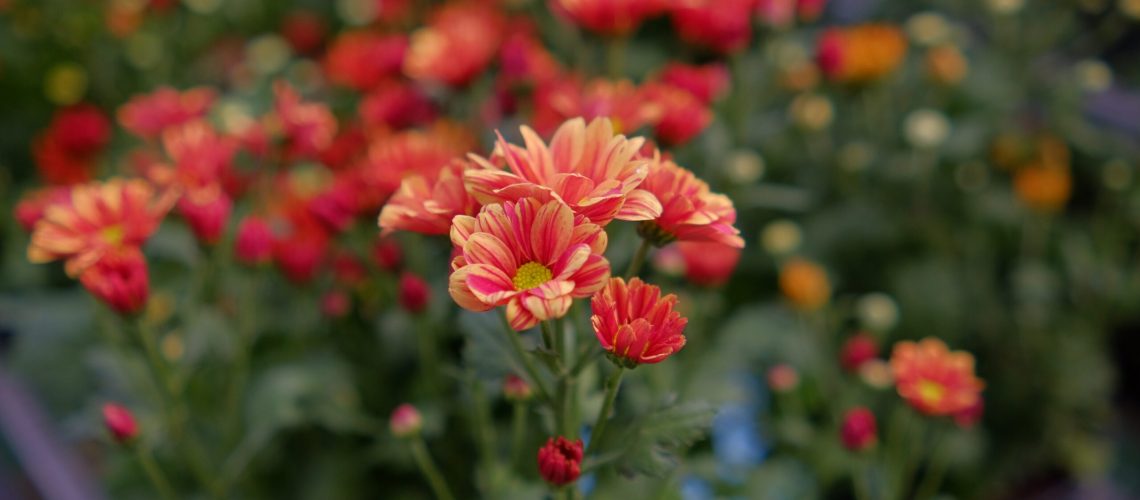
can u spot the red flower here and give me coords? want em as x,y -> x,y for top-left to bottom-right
637,157 -> 742,248
360,82 -> 437,132
33,132 -> 96,186
235,216 -> 275,265
676,241 -> 741,287
280,11 -> 326,55
321,290 -> 352,318
379,160 -> 480,237
890,338 -> 984,416
659,63 -> 730,105
14,187 -> 70,232
118,86 -> 216,139
840,407 -> 877,451
503,374 -> 533,401
49,104 -> 112,156
531,79 -> 662,136
373,238 -> 403,272
643,83 -> 712,147
79,247 -> 150,315
840,332 -> 879,373
177,190 -> 232,245
273,82 -> 337,161
591,277 -> 687,367
550,0 -> 664,36
670,0 -> 755,54
323,31 -> 407,91
389,403 -> 423,437
537,436 -> 584,486
399,272 -> 431,314
404,2 -> 506,87
498,21 -> 563,87
102,403 -> 139,444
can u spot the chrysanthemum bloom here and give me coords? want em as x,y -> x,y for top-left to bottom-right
79,247 -> 150,315
636,157 -> 743,247
15,187 -> 71,232
379,160 -> 480,236
32,131 -> 97,186
676,241 -> 740,287
28,178 -> 175,277
404,2 -> 506,87
154,120 -> 238,193
670,0 -> 755,54
118,86 -> 216,139
840,332 -> 879,373
322,32 -> 407,91
357,122 -> 476,209
840,407 -> 877,451
550,0 -> 664,36
465,117 -> 662,226
659,63 -> 730,105
449,198 -> 611,331
779,258 -> 831,311
642,83 -> 712,147
498,21 -> 564,88
273,82 -> 337,160
235,216 -> 275,265
537,436 -> 583,486
531,79 -> 662,136
817,24 -> 907,83
102,403 -> 139,444
591,277 -> 687,367
389,404 -> 423,438
177,189 -> 232,245
1014,164 -> 1071,214
890,338 -> 985,416
47,104 -> 112,156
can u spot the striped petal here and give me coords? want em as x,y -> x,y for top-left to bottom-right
448,266 -> 494,312
506,298 -> 540,331
523,294 -> 572,321
569,254 -> 611,298
463,233 -> 518,276
465,263 -> 519,305
615,189 -> 663,221
531,201 -> 573,265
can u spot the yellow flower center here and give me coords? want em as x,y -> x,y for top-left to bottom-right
917,380 -> 946,406
101,225 -> 125,247
513,262 -> 553,290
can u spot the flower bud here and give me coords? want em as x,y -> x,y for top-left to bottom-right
235,216 -> 275,265
767,364 -> 800,393
779,258 -> 830,311
840,407 -> 877,451
178,191 -> 233,245
398,272 -> 431,314
321,290 -> 351,318
80,249 -> 150,315
840,333 -> 879,373
102,403 -> 138,444
373,238 -> 403,272
389,403 -> 422,438
537,436 -> 584,486
503,374 -> 533,402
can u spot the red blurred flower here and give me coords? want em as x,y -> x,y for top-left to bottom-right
532,78 -> 662,136
498,20 -> 564,88
591,277 -> 687,367
33,104 -> 112,185
643,83 -> 712,146
355,123 -> 476,211
503,374 -> 533,401
797,0 -> 827,21
14,187 -> 71,232
332,252 -> 367,287
118,86 -> 216,139
659,63 -> 730,104
177,190 -> 232,245
280,11 -> 326,55
676,241 -> 740,287
373,238 -> 403,272
102,403 -> 139,444
323,31 -> 407,91
840,332 -> 879,373
637,157 -> 742,247
321,290 -> 352,318
840,407 -> 877,451
767,364 -> 800,392
466,117 -> 661,226
33,133 -> 97,186
449,198 -> 611,331
79,247 -> 150,315
274,224 -> 329,284
890,338 -> 985,416
670,0 -> 755,54
235,216 -> 275,265
379,159 -> 480,236
389,403 -> 423,437
817,24 -> 907,84
550,0 -> 664,36
154,120 -> 238,194
273,82 -> 337,161
319,124 -> 368,170
404,2 -> 506,87
537,436 -> 583,486
359,81 -> 437,132
399,272 -> 431,314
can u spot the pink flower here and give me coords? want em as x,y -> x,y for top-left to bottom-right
322,32 -> 407,91
642,83 -> 712,147
178,189 -> 232,245
379,160 -> 480,236
591,277 -> 687,367
840,407 -> 877,451
670,0 -> 755,54
79,247 -> 150,315
465,117 -> 662,226
235,216 -> 275,265
550,0 -> 664,36
676,241 -> 741,287
448,198 -> 611,331
102,403 -> 139,444
389,403 -> 423,437
273,82 -> 337,160
637,158 -> 743,247
118,86 -> 216,139
659,63 -> 731,104
399,272 -> 431,314
537,436 -> 584,486
840,332 -> 879,373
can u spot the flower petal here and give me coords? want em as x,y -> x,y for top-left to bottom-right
615,188 -> 663,221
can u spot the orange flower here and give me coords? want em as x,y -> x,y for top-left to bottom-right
28,178 -> 175,277
1014,164 -> 1071,213
817,24 -> 907,83
551,0 -> 664,36
449,198 -> 611,331
637,157 -> 743,247
379,159 -> 481,236
591,277 -> 687,367
890,338 -> 984,416
118,86 -> 216,139
779,258 -> 830,311
465,117 -> 662,226
404,2 -> 506,87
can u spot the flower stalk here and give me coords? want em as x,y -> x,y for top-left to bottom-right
586,367 -> 625,455
409,436 -> 456,500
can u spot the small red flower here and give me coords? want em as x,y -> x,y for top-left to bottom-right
321,290 -> 352,318
840,407 -> 877,451
118,86 -> 216,139
280,10 -> 326,55
404,2 -> 506,87
659,63 -> 730,105
273,82 -> 337,161
537,436 -> 584,486
323,31 -> 407,91
80,247 -> 150,315
767,364 -> 800,393
373,238 -> 403,272
840,332 -> 879,373
399,272 -> 431,314
102,403 -> 139,444
503,374 -> 533,402
670,0 -> 755,54
643,83 -> 712,147
676,241 -> 741,287
49,104 -> 112,156
235,216 -> 275,265
591,277 -> 687,367
550,0 -> 664,36
389,403 -> 423,437
177,190 -> 232,245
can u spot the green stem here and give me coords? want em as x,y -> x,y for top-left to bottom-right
914,429 -> 949,500
511,402 -> 528,469
625,239 -> 652,279
135,445 -> 176,500
541,321 -> 557,353
853,456 -> 872,500
409,437 -> 456,500
499,312 -> 553,403
585,368 -> 625,455
416,314 -> 442,395
605,36 -> 627,79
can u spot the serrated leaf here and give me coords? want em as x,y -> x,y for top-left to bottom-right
608,401 -> 716,478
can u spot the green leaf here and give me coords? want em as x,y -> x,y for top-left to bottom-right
608,401 -> 716,478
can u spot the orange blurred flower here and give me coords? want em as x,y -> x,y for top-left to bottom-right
449,198 -> 611,331
465,117 -> 662,226
551,0 -> 664,36
404,2 -> 506,87
637,156 -> 743,247
1014,164 -> 1071,214
925,44 -> 968,86
591,277 -> 687,367
118,86 -> 216,139
379,159 -> 481,236
779,258 -> 831,311
817,24 -> 907,83
890,338 -> 984,416
27,178 -> 175,277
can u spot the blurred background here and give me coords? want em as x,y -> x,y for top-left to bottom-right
2,0 -> 1140,499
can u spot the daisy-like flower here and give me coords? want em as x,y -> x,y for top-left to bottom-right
378,159 -> 480,236
890,338 -> 984,416
118,86 -> 216,139
28,178 -> 176,276
448,198 -> 611,331
465,117 -> 662,226
404,1 -> 506,87
591,277 -> 687,367
636,156 -> 744,248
